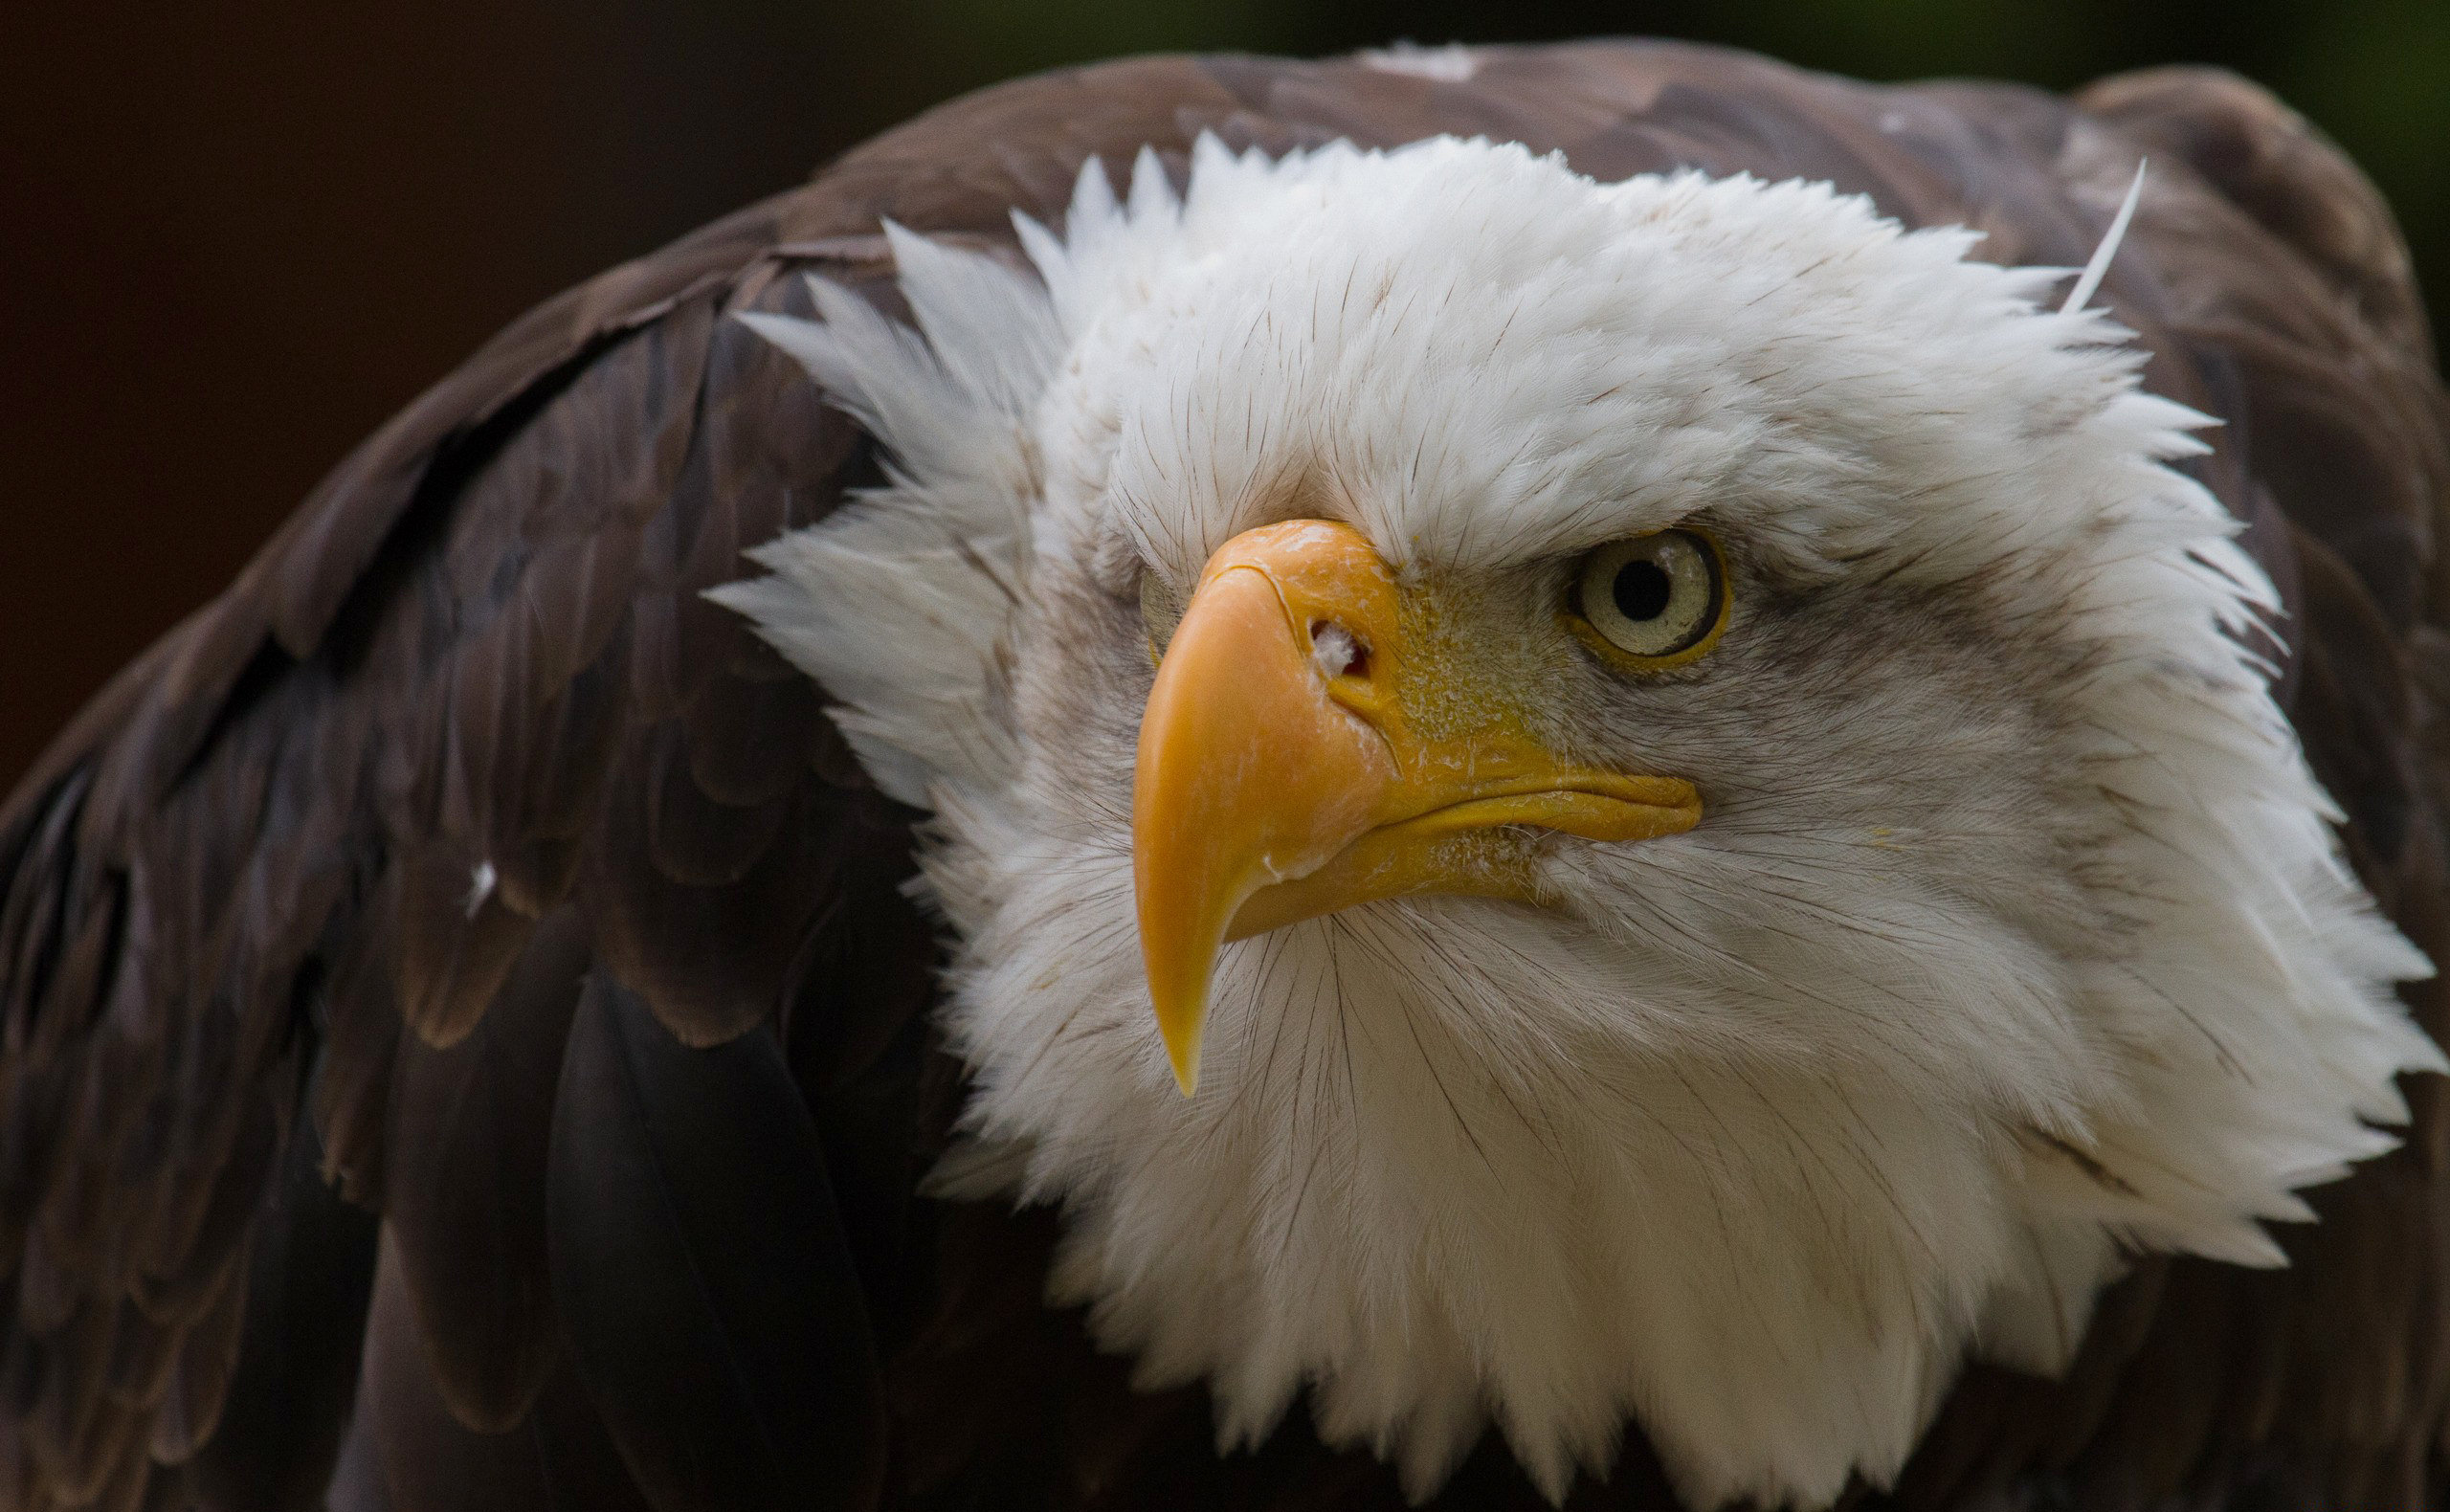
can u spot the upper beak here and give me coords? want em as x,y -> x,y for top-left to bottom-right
1132,520 -> 1700,1094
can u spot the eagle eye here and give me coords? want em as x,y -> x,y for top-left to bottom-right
1571,529 -> 1727,664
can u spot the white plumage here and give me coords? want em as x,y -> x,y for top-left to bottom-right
719,137 -> 2440,1508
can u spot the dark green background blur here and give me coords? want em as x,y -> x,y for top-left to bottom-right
2,0 -> 2443,789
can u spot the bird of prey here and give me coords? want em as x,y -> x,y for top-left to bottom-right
3,35 -> 2447,1512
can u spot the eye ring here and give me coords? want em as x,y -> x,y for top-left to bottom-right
1567,528 -> 1728,668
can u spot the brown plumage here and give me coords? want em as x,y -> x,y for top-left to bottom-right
0,39 -> 2443,1511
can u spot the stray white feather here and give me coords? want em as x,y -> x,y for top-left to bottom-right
2061,158 -> 2149,316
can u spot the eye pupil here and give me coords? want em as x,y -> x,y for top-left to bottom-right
1612,561 -> 1673,622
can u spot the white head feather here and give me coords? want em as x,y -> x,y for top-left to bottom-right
716,136 -> 2441,1509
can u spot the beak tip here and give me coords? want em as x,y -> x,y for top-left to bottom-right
1157,999 -> 1206,1097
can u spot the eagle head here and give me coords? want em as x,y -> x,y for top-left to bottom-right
720,137 -> 2439,1508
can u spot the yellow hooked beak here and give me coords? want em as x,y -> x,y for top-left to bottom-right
1132,520 -> 1701,1094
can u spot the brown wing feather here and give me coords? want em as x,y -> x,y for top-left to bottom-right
0,39 -> 2439,1512
0,169 -> 925,1509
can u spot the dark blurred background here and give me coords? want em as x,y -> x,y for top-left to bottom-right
2,0 -> 2443,789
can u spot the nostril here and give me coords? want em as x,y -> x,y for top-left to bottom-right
1309,620 -> 1369,679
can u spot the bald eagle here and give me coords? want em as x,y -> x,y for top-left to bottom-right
3,36 -> 2446,1512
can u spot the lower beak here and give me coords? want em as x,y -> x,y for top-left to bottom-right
1131,520 -> 1700,1094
